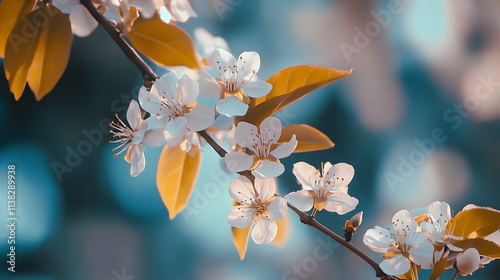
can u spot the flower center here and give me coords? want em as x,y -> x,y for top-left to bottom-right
309,164 -> 341,198
109,113 -> 135,157
388,227 -> 410,252
250,198 -> 271,217
217,63 -> 241,93
251,133 -> 274,159
160,95 -> 184,118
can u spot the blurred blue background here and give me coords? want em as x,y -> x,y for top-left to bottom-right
1,0 -> 500,279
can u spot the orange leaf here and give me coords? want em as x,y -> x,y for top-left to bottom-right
272,212 -> 288,247
279,124 -> 334,153
451,238 -> 500,258
0,0 -> 36,57
447,206 -> 500,239
232,226 -> 251,260
244,65 -> 351,125
157,144 -> 202,219
127,17 -> 201,69
4,5 -> 72,100
27,8 -> 72,100
428,257 -> 447,280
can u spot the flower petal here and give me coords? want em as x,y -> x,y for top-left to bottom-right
236,51 -> 260,82
254,160 -> 285,178
271,135 -> 297,159
130,144 -> 146,177
363,226 -> 393,253
409,240 -> 434,269
52,0 -> 79,14
251,216 -> 277,244
130,0 -> 157,19
185,104 -> 215,131
126,100 -> 142,130
164,127 -> 187,147
165,116 -> 188,135
254,178 -> 277,202
139,86 -> 163,115
228,205 -> 254,228
392,210 -> 425,249
69,4 -> 98,37
169,0 -> 197,22
198,71 -> 222,98
213,49 -> 236,75
324,162 -> 355,191
380,254 -> 411,276
457,248 -> 480,275
228,175 -> 256,205
234,121 -> 258,149
224,151 -> 254,173
285,190 -> 314,212
194,28 -> 230,59
241,80 -> 272,98
213,49 -> 236,67
155,72 -> 180,100
324,193 -> 358,215
142,130 -> 165,147
216,95 -> 248,117
259,117 -> 282,143
427,201 -> 452,232
421,221 -> 442,243
292,162 -> 317,190
179,75 -> 199,105
268,197 -> 287,221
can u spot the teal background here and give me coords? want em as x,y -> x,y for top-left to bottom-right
1,0 -> 500,279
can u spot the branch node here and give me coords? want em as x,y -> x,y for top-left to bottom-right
299,215 -> 314,225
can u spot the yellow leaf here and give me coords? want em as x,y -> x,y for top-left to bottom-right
4,8 -> 43,99
232,226 -> 251,260
27,7 -> 72,100
232,204 -> 288,259
279,124 -> 334,153
447,206 -> 500,239
272,212 -> 288,247
244,65 -> 351,125
428,257 -> 447,280
157,144 -> 202,219
4,5 -> 72,100
127,17 -> 201,69
451,239 -> 500,258
0,0 -> 36,57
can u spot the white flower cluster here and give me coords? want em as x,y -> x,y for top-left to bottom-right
364,201 -> 498,277
108,30 -> 361,245
52,0 -> 197,37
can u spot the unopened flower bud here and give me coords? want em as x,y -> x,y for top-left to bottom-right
456,248 -> 480,275
343,211 -> 363,242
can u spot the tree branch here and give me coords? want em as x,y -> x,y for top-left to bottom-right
85,5 -> 392,278
199,129 -> 394,279
286,203 -> 389,278
79,0 -> 157,87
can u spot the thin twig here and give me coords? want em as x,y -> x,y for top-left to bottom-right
200,129 -> 391,279
286,203 -> 387,278
79,0 -> 157,87
85,4 -> 391,278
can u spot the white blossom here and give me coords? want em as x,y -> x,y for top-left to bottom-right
139,71 -> 214,151
109,100 -> 164,176
363,210 -> 434,276
224,117 -> 297,178
228,176 -> 287,244
199,49 -> 272,117
285,161 -> 358,214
